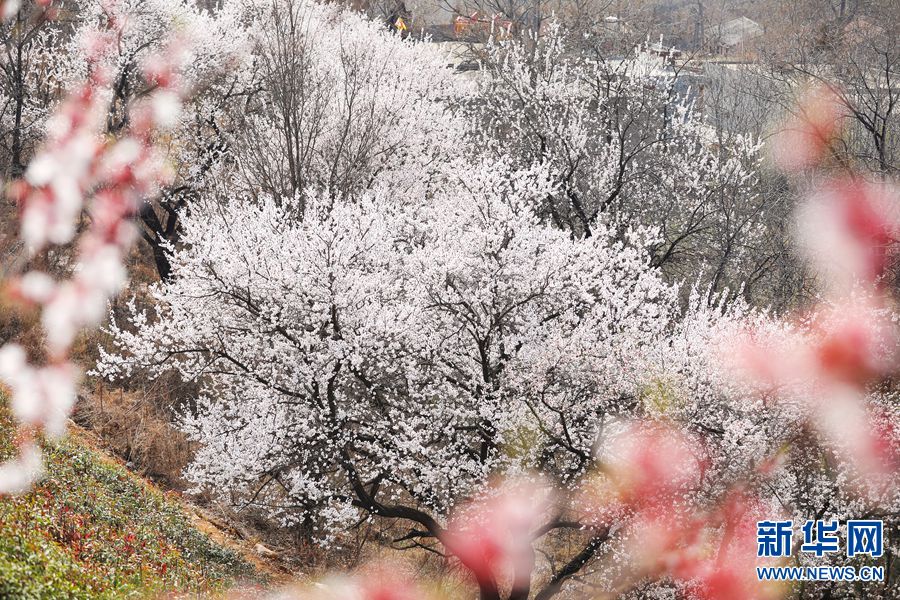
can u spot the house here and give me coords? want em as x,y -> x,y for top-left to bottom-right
453,11 -> 513,40
710,17 -> 763,56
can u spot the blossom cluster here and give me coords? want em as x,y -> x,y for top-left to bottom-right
0,1 -> 892,598
0,1 -> 188,493
470,27 -> 767,297
739,84 -> 900,499
224,85 -> 899,600
503,84 -> 900,600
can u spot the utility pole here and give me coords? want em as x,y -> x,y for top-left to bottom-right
694,0 -> 705,52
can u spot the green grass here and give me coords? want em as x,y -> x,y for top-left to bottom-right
0,402 -> 258,599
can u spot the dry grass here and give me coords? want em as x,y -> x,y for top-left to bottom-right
73,383 -> 195,489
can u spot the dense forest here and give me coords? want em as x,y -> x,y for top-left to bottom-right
0,1 -> 897,598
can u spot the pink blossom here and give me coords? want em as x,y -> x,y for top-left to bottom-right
623,506 -> 706,579
0,1 -> 20,21
0,1 -> 190,494
0,344 -> 77,438
797,180 -> 900,291
592,421 -> 707,511
687,495 -> 784,600
0,443 -> 42,495
771,85 -> 845,172
810,302 -> 898,386
733,300 -> 898,488
442,479 -> 549,591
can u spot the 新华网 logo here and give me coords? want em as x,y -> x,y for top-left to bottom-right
755,519 -> 885,582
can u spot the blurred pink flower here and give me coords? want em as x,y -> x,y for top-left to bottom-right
0,1 -> 189,494
442,479 -> 550,592
772,85 -> 844,172
797,180 -> 899,292
687,494 -> 782,600
592,421 -> 707,512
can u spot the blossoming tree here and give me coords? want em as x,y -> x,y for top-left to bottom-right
0,1 -> 895,599
466,28 -> 774,300
93,6 -> 899,600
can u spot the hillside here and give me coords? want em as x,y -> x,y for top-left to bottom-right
0,400 -> 267,599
